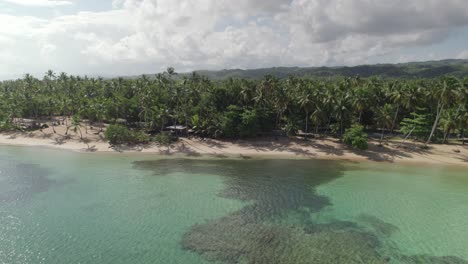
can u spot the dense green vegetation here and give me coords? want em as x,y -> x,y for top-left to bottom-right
159,59 -> 468,80
104,124 -> 149,145
0,68 -> 467,145
343,125 -> 369,150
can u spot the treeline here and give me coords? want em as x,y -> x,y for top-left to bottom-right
0,68 -> 467,145
186,59 -> 468,80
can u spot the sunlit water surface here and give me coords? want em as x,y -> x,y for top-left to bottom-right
1,146 -> 467,264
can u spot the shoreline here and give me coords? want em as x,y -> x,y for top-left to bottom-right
1,129 -> 467,167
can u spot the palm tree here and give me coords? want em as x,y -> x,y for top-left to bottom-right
457,107 -> 468,145
310,106 -> 326,135
45,69 -> 56,81
71,115 -> 83,139
440,108 -> 457,143
239,80 -> 254,106
273,85 -> 289,129
48,97 -> 57,133
352,86 -> 369,123
297,85 -> 314,138
426,77 -> 460,145
332,81 -> 351,137
388,81 -> 405,134
376,104 -> 394,144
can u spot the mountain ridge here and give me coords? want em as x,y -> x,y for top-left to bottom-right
124,59 -> 468,80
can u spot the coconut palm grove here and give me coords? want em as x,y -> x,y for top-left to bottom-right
0,68 -> 467,149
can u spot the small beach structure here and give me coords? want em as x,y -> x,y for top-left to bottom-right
297,130 -> 315,138
165,125 -> 191,135
14,118 -> 40,130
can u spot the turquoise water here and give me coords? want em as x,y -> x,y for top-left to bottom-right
0,146 -> 467,263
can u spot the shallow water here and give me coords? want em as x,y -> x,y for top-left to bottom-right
0,146 -> 467,264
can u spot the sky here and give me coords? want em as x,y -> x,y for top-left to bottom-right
1,0 -> 468,80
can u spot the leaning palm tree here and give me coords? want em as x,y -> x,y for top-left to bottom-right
426,77 -> 460,145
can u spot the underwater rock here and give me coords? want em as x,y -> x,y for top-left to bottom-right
182,214 -> 387,264
357,214 -> 399,236
0,163 -> 54,202
135,159 -> 468,264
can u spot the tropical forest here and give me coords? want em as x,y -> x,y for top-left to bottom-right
0,68 -> 466,150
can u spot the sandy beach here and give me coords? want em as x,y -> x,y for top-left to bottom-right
1,122 -> 467,166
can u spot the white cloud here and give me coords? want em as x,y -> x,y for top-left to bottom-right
112,0 -> 124,9
457,50 -> 468,59
1,0 -> 468,79
2,0 -> 72,7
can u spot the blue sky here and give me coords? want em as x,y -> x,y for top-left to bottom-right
1,0 -> 468,80
0,0 -> 111,16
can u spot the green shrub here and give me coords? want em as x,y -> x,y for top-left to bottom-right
0,119 -> 15,132
105,124 -> 130,144
221,105 -> 242,138
104,124 -> 149,145
343,125 -> 368,150
284,118 -> 299,136
239,109 -> 259,137
132,130 -> 150,144
399,110 -> 432,141
220,106 -> 262,138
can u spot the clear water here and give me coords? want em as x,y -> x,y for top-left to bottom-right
0,146 -> 467,264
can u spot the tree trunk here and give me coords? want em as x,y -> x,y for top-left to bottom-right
443,128 -> 449,143
185,114 -> 188,137
304,111 -> 309,139
51,117 -> 56,133
340,113 -> 343,137
380,128 -> 385,144
390,104 -> 400,134
358,111 -> 363,124
462,128 -> 465,145
276,112 -> 280,129
324,118 -> 331,135
398,127 -> 415,148
426,102 -> 444,145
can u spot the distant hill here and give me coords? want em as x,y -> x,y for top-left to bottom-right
129,59 -> 468,80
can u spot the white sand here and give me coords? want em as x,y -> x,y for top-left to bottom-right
1,121 -> 467,166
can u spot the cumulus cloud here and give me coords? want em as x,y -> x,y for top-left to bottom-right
457,50 -> 468,59
2,0 -> 72,6
1,0 -> 468,79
